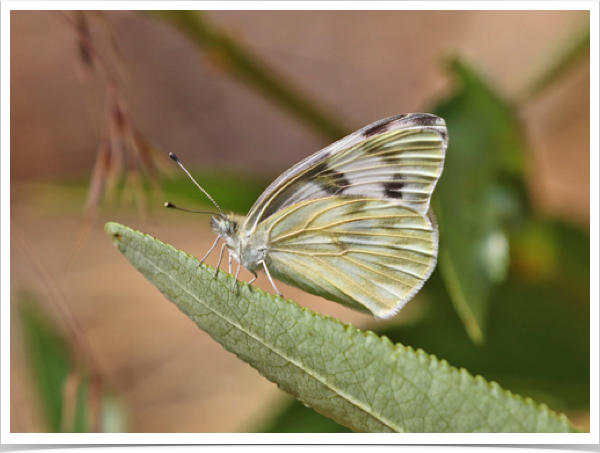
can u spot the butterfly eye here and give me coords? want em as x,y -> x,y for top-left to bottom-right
224,220 -> 237,234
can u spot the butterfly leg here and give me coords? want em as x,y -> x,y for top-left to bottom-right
248,272 -> 258,286
228,249 -> 233,274
200,235 -> 220,266
231,243 -> 242,293
213,242 -> 227,279
231,262 -> 242,293
262,261 -> 281,296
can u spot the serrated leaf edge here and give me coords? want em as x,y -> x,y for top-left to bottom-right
106,222 -> 577,433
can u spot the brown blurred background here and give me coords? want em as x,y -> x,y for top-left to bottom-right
10,10 -> 590,433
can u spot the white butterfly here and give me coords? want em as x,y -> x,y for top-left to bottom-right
167,113 -> 447,319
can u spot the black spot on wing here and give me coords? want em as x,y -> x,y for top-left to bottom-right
305,162 -> 349,195
362,114 -> 407,138
303,161 -> 328,180
319,167 -> 350,194
407,113 -> 441,127
437,128 -> 448,143
383,174 -> 405,199
363,121 -> 390,138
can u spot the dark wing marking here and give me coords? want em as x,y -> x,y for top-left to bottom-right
245,113 -> 447,231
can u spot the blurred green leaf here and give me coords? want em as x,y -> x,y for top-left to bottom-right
17,294 -> 129,433
106,221 -> 579,433
511,218 -> 590,297
432,59 -> 529,343
18,296 -> 89,433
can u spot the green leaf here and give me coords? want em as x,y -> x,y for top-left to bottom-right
18,296 -> 89,433
433,59 -> 529,343
17,294 -> 129,433
106,222 -> 579,433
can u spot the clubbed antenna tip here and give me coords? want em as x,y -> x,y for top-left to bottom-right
163,201 -> 222,217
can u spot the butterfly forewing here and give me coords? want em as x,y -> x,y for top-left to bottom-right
244,113 -> 447,232
324,126 -> 445,214
255,196 -> 438,318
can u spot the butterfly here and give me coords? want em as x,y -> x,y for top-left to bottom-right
167,113 -> 447,319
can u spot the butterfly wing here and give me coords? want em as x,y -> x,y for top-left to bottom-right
245,113 -> 447,230
242,113 -> 446,317
254,196 -> 438,318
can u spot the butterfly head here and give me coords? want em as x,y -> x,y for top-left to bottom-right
211,212 -> 251,266
210,214 -> 239,238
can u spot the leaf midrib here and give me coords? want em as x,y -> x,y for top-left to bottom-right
131,244 -> 402,433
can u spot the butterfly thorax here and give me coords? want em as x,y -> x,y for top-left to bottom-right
211,214 -> 267,273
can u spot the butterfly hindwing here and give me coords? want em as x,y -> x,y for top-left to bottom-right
254,196 -> 438,318
245,113 -> 447,231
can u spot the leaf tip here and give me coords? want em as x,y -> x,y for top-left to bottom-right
104,221 -> 121,235
105,222 -> 127,245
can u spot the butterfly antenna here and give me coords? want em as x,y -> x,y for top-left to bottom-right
163,202 -> 223,217
169,153 -> 224,217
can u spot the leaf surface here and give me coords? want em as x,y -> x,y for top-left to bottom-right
106,222 -> 578,433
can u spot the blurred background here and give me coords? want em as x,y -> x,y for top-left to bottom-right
10,10 -> 590,433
